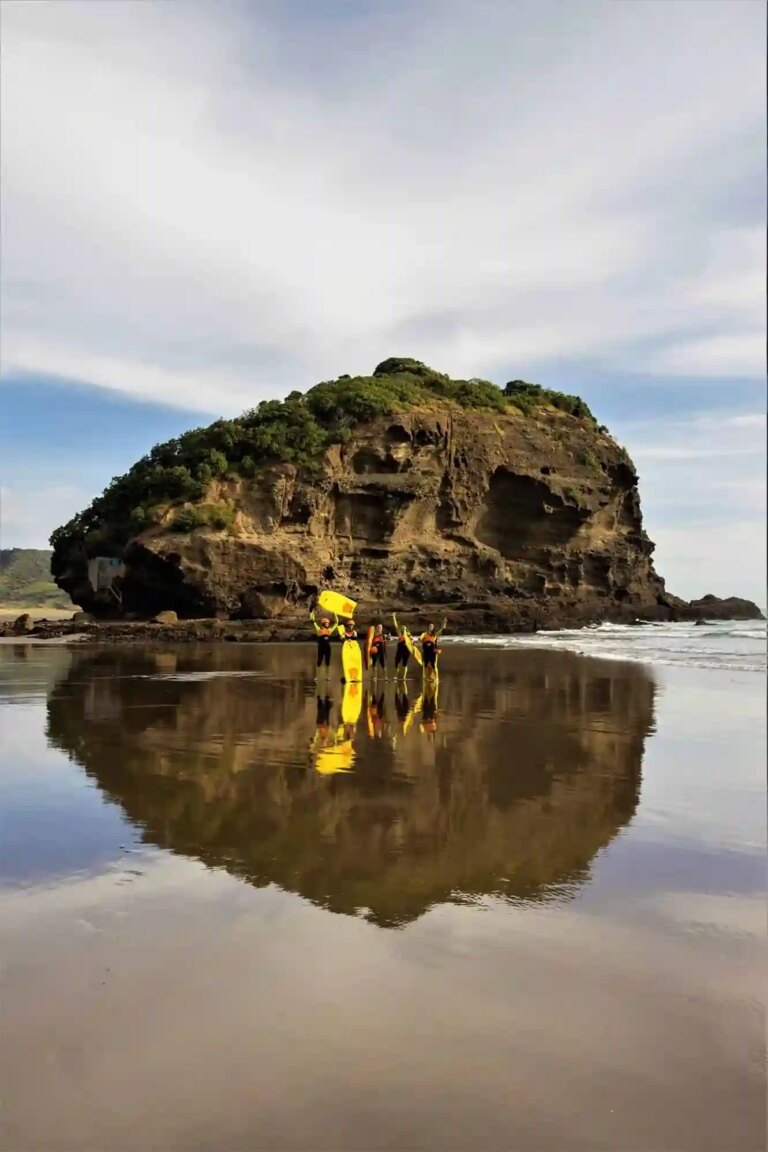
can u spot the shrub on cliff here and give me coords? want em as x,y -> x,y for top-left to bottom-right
50,359 -> 598,568
504,380 -> 595,421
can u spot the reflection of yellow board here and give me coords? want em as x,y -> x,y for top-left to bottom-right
318,589 -> 357,618
315,742 -> 354,774
341,681 -> 362,725
342,639 -> 362,683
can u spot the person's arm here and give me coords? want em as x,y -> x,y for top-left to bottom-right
392,613 -> 399,634
435,618 -> 448,638
310,609 -> 321,636
336,623 -> 346,639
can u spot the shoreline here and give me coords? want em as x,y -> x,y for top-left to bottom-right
1,600 -> 763,647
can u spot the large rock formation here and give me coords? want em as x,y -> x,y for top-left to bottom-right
49,359 -> 762,628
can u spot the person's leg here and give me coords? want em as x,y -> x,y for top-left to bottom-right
317,639 -> 331,677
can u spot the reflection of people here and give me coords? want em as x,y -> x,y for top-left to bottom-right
394,688 -> 411,726
312,694 -> 357,775
419,619 -> 447,676
393,687 -> 415,742
366,690 -> 386,739
369,624 -> 388,678
316,694 -> 332,731
419,682 -> 438,739
310,609 -> 337,680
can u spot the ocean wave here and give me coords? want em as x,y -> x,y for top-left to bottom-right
445,619 -> 766,673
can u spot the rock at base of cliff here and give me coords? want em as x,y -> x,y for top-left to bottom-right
152,610 -> 179,625
12,613 -> 35,634
73,611 -> 96,625
685,595 -> 764,621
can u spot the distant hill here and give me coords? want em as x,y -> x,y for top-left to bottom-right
0,549 -> 72,609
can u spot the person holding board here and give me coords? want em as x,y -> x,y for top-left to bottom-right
339,617 -> 361,684
368,623 -> 389,678
392,613 -> 421,679
310,609 -> 337,679
419,619 -> 447,678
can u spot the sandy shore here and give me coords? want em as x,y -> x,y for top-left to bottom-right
0,606 -> 76,621
0,644 -> 763,1152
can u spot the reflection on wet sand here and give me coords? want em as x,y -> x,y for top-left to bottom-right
45,644 -> 656,926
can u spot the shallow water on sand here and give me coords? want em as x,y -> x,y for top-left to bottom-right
0,642 -> 764,1151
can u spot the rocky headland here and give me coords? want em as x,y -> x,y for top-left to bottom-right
36,358 -> 762,639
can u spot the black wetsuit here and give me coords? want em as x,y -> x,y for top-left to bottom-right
421,633 -> 439,669
370,632 -> 387,671
315,626 -> 332,667
395,635 -> 410,670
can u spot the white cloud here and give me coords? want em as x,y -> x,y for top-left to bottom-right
0,0 -> 765,601
1,0 -> 765,412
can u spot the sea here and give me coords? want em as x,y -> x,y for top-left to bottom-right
448,617 -> 767,674
0,622 -> 765,1150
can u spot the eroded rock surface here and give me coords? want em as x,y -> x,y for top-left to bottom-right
55,408 -> 675,627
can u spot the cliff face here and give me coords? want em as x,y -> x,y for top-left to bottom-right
54,382 -> 671,627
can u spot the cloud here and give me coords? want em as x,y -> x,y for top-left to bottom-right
1,0 -> 765,412
1,0 -> 765,603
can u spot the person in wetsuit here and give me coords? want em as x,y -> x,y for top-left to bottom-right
310,609 -> 336,678
339,618 -> 358,683
419,619 -> 447,675
392,613 -> 412,677
369,623 -> 388,677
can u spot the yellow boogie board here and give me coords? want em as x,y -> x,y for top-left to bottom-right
341,638 -> 362,683
318,589 -> 358,618
341,680 -> 362,725
406,631 -> 423,667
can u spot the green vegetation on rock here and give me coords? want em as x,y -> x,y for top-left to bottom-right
0,549 -> 71,608
50,358 -> 597,569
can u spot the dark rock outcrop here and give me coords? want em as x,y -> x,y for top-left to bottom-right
680,595 -> 763,621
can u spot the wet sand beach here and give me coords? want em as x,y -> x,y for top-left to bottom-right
0,641 -> 764,1151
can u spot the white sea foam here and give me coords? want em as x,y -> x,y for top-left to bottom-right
445,619 -> 766,673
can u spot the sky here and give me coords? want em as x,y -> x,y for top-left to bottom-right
1,0 -> 765,605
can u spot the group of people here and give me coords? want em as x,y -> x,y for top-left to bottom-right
310,607 -> 447,679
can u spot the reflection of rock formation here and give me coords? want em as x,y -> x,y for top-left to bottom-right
46,646 -> 656,927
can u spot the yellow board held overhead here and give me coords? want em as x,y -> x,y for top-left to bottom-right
318,589 -> 357,618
